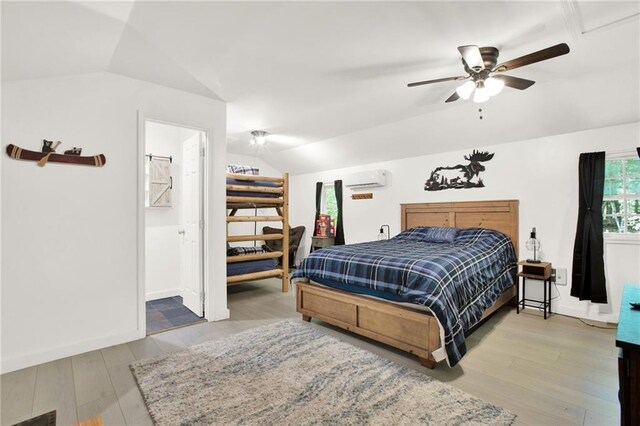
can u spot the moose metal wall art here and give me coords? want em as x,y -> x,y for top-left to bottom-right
424,150 -> 494,191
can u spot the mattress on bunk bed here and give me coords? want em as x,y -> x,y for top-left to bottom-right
226,178 -> 280,198
291,227 -> 517,366
227,246 -> 264,256
227,164 -> 259,175
227,258 -> 278,276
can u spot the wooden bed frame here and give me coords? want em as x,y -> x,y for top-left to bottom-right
226,172 -> 290,292
296,200 -> 519,368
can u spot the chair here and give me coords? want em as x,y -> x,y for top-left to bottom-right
262,226 -> 306,268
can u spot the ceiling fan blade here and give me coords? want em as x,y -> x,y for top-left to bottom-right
445,92 -> 460,103
494,75 -> 535,90
407,76 -> 467,88
494,43 -> 570,72
458,45 -> 484,71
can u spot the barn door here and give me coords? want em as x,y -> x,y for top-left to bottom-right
179,133 -> 204,317
148,157 -> 172,207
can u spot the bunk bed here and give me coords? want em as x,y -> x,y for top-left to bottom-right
226,171 -> 290,292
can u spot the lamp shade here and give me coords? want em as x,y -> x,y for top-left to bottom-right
455,81 -> 476,100
473,86 -> 489,103
485,77 -> 505,96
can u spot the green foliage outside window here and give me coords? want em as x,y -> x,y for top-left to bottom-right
603,158 -> 640,234
323,185 -> 339,225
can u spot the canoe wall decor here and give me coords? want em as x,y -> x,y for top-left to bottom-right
6,143 -> 106,167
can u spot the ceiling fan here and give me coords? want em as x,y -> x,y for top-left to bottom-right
407,43 -> 570,103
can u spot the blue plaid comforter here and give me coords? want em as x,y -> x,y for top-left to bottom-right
291,227 -> 517,366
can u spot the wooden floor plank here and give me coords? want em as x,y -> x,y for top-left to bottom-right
584,409 -> 620,426
171,325 -> 206,347
32,358 -> 78,426
482,324 -> 615,358
101,344 -> 135,370
106,363 -> 153,426
127,337 -> 163,361
149,329 -> 187,354
455,380 -> 579,426
76,394 -> 126,426
466,332 -> 561,364
0,366 -> 37,425
454,358 -> 586,424
509,358 -> 619,403
557,348 -> 619,376
71,350 -> 115,407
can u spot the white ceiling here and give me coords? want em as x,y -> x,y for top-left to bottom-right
3,1 -> 639,173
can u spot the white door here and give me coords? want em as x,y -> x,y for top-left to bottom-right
180,133 -> 203,316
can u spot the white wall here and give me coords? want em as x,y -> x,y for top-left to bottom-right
289,122 -> 640,323
1,72 -> 227,373
144,122 -> 199,301
0,0 -> 4,385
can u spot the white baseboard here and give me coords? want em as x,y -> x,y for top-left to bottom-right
209,308 -> 230,322
145,288 -> 183,301
0,329 -> 141,374
554,304 -> 619,323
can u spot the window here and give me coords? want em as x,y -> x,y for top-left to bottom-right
321,183 -> 339,223
603,156 -> 640,234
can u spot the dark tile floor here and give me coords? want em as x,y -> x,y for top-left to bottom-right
146,296 -> 205,334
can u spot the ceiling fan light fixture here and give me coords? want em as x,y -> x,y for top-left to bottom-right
455,80 -> 476,100
485,77 -> 505,97
473,82 -> 489,103
251,130 -> 268,146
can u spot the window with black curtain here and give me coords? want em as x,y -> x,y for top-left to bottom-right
571,151 -> 607,303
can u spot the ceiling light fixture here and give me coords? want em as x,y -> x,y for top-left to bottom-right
472,81 -> 490,103
407,43 -> 570,105
250,130 -> 268,146
484,77 -> 505,97
455,76 -> 504,104
455,80 -> 476,100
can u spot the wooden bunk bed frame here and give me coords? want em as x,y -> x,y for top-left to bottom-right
296,200 -> 519,368
226,172 -> 290,292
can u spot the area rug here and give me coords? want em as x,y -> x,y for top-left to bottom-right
130,321 -> 515,425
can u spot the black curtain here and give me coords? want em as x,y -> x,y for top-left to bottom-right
334,180 -> 345,245
571,152 -> 607,303
314,182 -> 322,236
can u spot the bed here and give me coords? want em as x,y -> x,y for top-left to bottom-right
228,258 -> 278,277
227,245 -> 278,277
226,169 -> 290,291
226,177 -> 280,198
293,200 -> 519,368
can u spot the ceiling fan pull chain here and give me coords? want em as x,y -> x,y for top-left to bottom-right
478,108 -> 483,120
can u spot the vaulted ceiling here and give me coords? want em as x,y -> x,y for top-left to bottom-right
3,1 -> 639,174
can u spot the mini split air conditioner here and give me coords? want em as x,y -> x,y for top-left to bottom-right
344,170 -> 387,189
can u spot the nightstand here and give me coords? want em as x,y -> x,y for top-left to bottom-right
311,236 -> 335,252
517,260 -> 553,319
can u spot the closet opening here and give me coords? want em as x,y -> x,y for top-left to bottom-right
143,119 -> 207,335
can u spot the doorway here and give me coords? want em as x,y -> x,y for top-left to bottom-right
144,119 -> 207,334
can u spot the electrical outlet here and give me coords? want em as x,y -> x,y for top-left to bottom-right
555,267 -> 567,285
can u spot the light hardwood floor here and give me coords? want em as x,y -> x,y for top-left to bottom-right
1,279 -> 619,426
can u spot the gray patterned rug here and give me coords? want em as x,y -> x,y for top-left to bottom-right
131,321 -> 515,425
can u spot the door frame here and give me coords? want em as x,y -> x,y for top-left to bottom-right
137,112 -> 209,337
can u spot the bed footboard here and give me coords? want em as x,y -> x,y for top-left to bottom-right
296,281 -> 441,368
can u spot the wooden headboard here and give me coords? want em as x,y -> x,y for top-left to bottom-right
400,200 -> 519,256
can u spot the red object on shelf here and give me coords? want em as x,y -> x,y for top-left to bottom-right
315,214 -> 334,237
